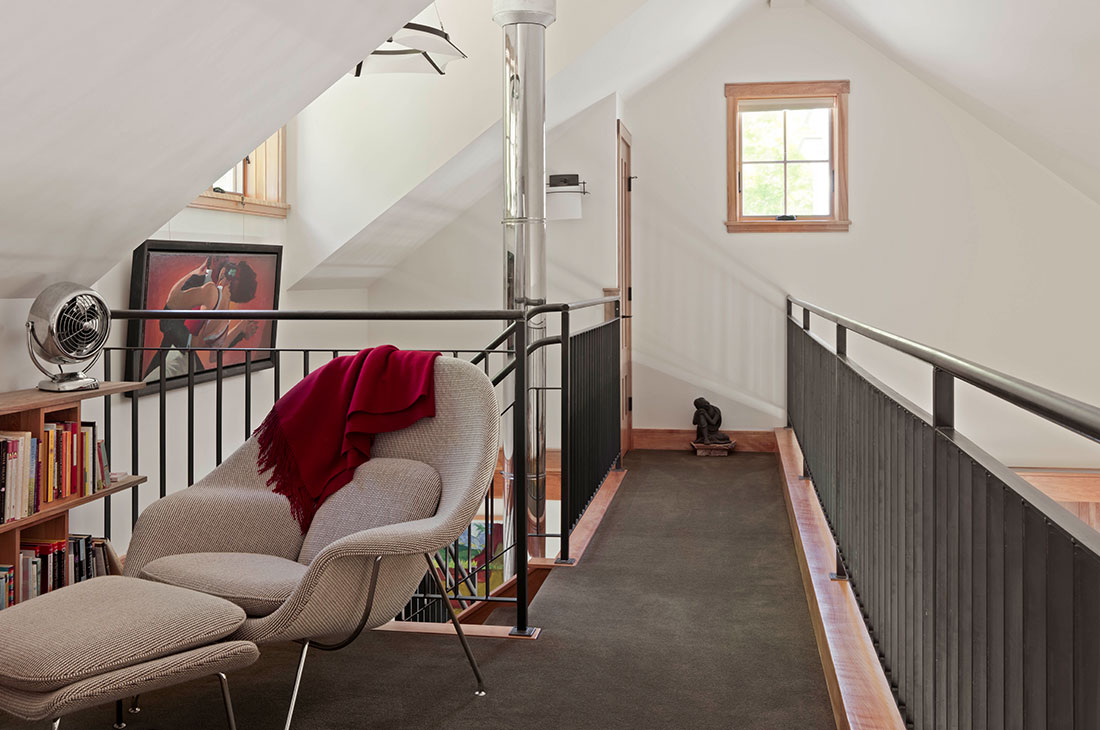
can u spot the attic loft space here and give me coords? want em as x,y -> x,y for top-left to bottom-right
1,1 -> 1100,729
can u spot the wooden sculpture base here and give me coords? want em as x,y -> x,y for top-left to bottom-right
692,441 -> 735,457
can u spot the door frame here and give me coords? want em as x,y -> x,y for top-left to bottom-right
616,120 -> 633,457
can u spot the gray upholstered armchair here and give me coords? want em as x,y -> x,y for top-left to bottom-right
123,358 -> 499,727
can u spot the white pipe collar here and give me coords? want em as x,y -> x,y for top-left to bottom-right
492,0 -> 556,27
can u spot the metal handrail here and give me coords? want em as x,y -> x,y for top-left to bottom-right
111,308 -> 525,321
789,295 -> 1100,444
526,295 -> 619,318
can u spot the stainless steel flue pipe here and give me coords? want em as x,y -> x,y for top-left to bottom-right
495,0 -> 555,576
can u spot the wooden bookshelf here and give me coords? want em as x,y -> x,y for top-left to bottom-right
0,382 -> 145,605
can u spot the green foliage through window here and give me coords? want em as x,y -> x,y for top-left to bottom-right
740,106 -> 831,217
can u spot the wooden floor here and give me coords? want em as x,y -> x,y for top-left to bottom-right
775,427 -> 905,730
1015,468 -> 1100,531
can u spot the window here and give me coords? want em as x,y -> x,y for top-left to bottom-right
726,81 -> 849,232
189,127 -> 288,218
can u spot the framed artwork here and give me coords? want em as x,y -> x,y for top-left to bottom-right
124,240 -> 282,394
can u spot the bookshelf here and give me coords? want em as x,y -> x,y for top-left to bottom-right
0,382 -> 147,604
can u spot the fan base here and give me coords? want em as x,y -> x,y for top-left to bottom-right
37,373 -> 99,392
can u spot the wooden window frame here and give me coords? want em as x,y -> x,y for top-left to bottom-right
725,80 -> 850,233
189,127 -> 289,219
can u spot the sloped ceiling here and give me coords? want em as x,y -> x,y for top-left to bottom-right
294,0 -> 755,290
0,0 -> 428,298
811,0 -> 1100,205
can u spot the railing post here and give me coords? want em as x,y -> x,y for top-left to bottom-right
933,367 -> 954,429
511,317 -> 534,636
802,307 -> 811,331
557,308 -> 574,565
615,298 -> 623,470
831,322 -> 848,581
830,546 -> 849,581
103,351 -> 112,541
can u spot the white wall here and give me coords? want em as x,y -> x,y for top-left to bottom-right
66,173 -> 372,551
621,3 -> 1100,467
366,93 -> 621,446
285,0 -> 646,286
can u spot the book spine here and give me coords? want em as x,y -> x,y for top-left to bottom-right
69,423 -> 78,498
0,439 -> 8,523
8,442 -> 17,518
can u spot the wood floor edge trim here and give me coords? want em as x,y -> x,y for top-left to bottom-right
630,428 -> 777,452
376,620 -> 541,640
565,468 -> 627,564
456,468 -> 628,624
774,427 -> 905,730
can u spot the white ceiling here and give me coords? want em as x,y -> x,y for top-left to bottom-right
295,0 -> 756,290
811,0 -> 1100,205
0,0 -> 428,298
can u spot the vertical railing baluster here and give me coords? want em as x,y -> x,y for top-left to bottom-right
187,350 -> 195,486
244,351 -> 252,438
131,350 -> 140,528
511,316 -> 529,636
159,352 -> 167,497
216,350 -> 224,465
273,349 -> 281,402
558,308 -> 572,564
103,351 -> 112,540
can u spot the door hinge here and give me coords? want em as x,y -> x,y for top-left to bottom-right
627,175 -> 638,192
628,396 -> 633,412
627,286 -> 632,302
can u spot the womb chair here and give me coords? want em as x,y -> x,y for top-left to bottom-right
122,358 -> 499,727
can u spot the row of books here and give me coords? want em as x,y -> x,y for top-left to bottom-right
0,534 -> 117,608
0,422 -> 110,523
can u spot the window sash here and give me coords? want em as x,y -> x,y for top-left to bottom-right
731,94 -> 841,223
737,102 -> 835,219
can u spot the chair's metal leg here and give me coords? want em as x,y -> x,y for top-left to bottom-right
424,553 -> 486,696
284,640 -> 310,730
113,699 -> 126,729
217,673 -> 238,730
127,695 -> 140,715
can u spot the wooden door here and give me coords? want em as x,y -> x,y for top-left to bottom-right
617,121 -> 633,457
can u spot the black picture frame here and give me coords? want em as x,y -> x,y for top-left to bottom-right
124,239 -> 283,396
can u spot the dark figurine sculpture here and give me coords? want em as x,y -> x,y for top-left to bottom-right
693,397 -> 731,445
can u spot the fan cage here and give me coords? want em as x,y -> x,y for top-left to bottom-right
54,294 -> 109,359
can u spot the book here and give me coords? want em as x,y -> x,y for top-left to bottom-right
0,565 -> 13,609
96,440 -> 110,490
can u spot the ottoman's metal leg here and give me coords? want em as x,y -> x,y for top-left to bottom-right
51,719 -> 60,730
127,695 -> 140,715
284,641 -> 310,730
217,673 -> 238,730
113,699 -> 126,729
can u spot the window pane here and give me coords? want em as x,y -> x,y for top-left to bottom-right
786,108 -> 831,161
787,162 -> 831,216
742,163 -> 785,217
741,110 -> 784,162
212,162 -> 243,194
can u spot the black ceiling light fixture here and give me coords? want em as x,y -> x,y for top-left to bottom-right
355,3 -> 466,76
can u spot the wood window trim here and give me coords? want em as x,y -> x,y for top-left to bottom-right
188,127 -> 289,219
725,80 -> 850,233
189,190 -> 290,218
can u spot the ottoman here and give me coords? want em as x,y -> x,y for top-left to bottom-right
0,576 -> 259,729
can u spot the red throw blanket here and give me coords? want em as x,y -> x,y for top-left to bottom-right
255,345 -> 441,532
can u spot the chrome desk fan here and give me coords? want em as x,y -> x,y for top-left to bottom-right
26,282 -> 111,392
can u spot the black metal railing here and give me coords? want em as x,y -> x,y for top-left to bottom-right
99,308 -> 534,632
526,297 -> 622,563
92,299 -> 622,633
787,295 -> 1100,729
